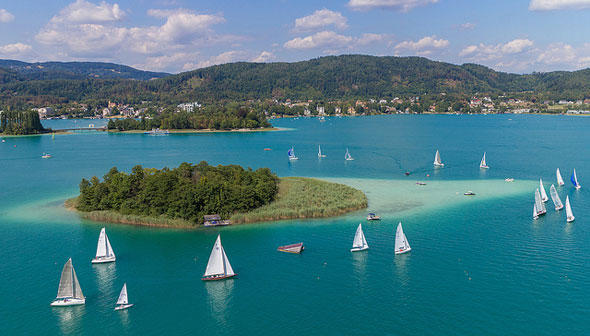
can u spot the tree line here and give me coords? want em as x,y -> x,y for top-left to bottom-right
76,162 -> 280,225
0,110 -> 47,135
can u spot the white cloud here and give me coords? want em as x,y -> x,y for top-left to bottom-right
536,42 -> 576,64
51,0 -> 125,23
357,33 -> 386,45
0,43 -> 32,56
529,0 -> 590,10
135,52 -> 200,72
348,0 -> 438,12
294,9 -> 347,31
0,9 -> 14,23
394,36 -> 449,55
284,31 -> 353,50
36,5 -> 225,57
459,22 -> 475,30
252,51 -> 274,62
459,39 -> 534,60
194,51 -> 245,68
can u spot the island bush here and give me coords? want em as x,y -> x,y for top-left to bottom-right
0,110 -> 47,135
76,162 -> 279,225
107,108 -> 270,131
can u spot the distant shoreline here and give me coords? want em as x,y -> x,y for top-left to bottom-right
65,177 -> 368,229
106,127 -> 280,134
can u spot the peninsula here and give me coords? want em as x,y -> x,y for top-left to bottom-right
66,162 -> 367,228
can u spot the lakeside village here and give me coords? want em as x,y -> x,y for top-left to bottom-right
31,95 -> 590,121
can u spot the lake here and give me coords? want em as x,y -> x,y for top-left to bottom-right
1,114 -> 588,335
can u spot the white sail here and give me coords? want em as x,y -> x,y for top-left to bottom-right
56,258 -> 84,299
345,148 -> 354,160
204,235 -> 235,277
556,168 -> 565,186
433,150 -> 443,166
565,196 -> 575,222
535,188 -> 546,214
572,169 -> 581,189
116,283 -> 128,305
318,145 -> 322,157
549,184 -> 563,210
539,179 -> 548,202
533,203 -> 538,219
95,228 -> 115,258
394,222 -> 411,254
480,152 -> 488,168
352,224 -> 369,250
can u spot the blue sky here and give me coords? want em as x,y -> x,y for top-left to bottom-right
1,0 -> 590,73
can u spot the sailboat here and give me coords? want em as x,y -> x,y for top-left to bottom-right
394,222 -> 411,255
287,147 -> 298,160
350,224 -> 369,252
539,179 -> 548,202
556,168 -> 565,186
549,184 -> 563,211
433,150 -> 444,167
534,188 -> 547,217
571,169 -> 581,189
565,196 -> 575,223
318,145 -> 326,158
114,283 -> 134,310
202,235 -> 236,281
345,148 -> 354,161
479,152 -> 489,169
91,227 -> 116,264
51,258 -> 85,306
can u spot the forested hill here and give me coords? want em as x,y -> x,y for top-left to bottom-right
4,55 -> 590,106
0,60 -> 169,81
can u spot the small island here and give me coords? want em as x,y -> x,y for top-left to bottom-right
0,110 -> 50,135
66,162 -> 367,228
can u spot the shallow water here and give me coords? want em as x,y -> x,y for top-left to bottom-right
1,114 -> 589,335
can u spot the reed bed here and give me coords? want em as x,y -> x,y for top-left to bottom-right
230,177 -> 368,224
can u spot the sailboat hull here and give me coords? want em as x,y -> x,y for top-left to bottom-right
395,247 -> 411,255
567,216 -> 575,223
115,304 -> 134,311
433,163 -> 444,167
480,165 -> 489,169
350,246 -> 369,252
91,256 -> 116,264
201,273 -> 237,281
51,298 -> 85,306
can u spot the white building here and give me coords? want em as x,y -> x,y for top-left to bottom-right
177,102 -> 202,112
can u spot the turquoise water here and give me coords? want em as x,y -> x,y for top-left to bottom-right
1,115 -> 589,335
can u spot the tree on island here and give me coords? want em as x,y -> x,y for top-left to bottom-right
0,109 -> 47,135
77,161 -> 279,225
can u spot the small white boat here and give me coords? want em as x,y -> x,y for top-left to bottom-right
351,224 -> 369,252
556,168 -> 565,186
479,152 -> 489,169
539,179 -> 548,202
433,150 -> 444,167
505,178 -> 514,182
565,195 -> 575,223
571,169 -> 581,189
288,147 -> 298,161
202,235 -> 236,281
345,148 -> 354,161
366,213 -> 381,221
42,153 -> 52,159
394,222 -> 411,255
549,184 -> 563,211
114,283 -> 134,310
144,128 -> 169,135
534,188 -> 547,217
318,145 -> 326,158
51,258 -> 85,306
91,228 -> 116,264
